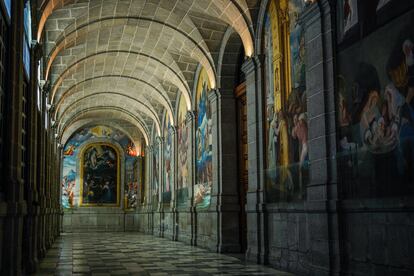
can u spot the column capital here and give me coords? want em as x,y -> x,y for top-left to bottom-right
301,0 -> 322,26
146,145 -> 153,152
168,125 -> 177,136
207,88 -> 220,103
155,136 -> 163,145
32,40 -> 43,62
42,80 -> 51,97
241,55 -> 264,76
185,111 -> 196,123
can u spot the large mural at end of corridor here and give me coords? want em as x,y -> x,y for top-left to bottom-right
177,93 -> 190,207
61,125 -> 141,209
336,9 -> 414,198
263,0 -> 308,203
195,67 -> 212,209
80,144 -> 119,206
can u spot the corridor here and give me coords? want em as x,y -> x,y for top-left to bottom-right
35,233 -> 291,276
1,0 -> 414,275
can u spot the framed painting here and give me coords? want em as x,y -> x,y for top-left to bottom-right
80,143 -> 120,206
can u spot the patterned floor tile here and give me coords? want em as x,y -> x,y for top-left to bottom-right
34,233 -> 294,276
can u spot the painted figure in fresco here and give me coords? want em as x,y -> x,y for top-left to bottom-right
267,106 -> 280,179
63,144 -> 75,156
61,174 -> 75,208
292,113 -> 308,167
82,145 -> 118,204
126,142 -> 137,157
153,148 -> 159,195
263,0 -> 308,202
278,111 -> 294,198
338,76 -> 352,128
290,9 -> 306,90
165,139 -> 171,193
291,113 -> 308,198
196,82 -> 212,186
182,124 -> 188,186
343,0 -> 358,33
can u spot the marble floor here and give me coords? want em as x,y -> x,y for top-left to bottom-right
34,232 -> 293,276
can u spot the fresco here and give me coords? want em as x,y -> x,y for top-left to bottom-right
195,67 -> 212,209
337,10 -> 414,198
163,114 -> 172,203
263,0 -> 308,203
152,139 -> 160,205
81,144 -> 119,205
61,125 -> 140,209
177,93 -> 190,206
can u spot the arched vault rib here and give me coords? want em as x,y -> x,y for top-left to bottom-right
39,0 -> 254,60
45,17 -> 217,91
59,106 -> 151,145
49,50 -> 188,119
57,94 -> 161,137
53,75 -> 174,124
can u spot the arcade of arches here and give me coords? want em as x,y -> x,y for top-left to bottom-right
1,0 -> 414,275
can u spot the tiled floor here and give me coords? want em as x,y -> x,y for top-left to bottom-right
34,232 -> 293,276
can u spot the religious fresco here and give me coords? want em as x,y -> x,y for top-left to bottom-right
263,0 -> 308,203
81,144 -> 119,205
177,93 -> 190,206
195,67 -> 212,209
152,138 -> 160,205
337,0 -> 358,40
337,10 -> 414,198
163,114 -> 172,203
61,125 -> 140,209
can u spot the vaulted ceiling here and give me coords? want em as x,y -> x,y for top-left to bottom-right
38,0 -> 257,147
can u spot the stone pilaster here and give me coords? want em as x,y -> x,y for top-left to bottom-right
1,1 -> 27,275
242,55 -> 267,264
167,126 -> 177,241
185,111 -> 197,246
144,145 -> 153,234
214,86 -> 241,253
154,136 -> 163,237
303,1 -> 341,274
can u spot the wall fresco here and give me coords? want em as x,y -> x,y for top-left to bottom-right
61,125 -> 140,209
263,0 -> 308,203
163,114 -> 172,203
81,144 -> 119,205
337,10 -> 414,197
177,93 -> 190,206
195,67 -> 212,209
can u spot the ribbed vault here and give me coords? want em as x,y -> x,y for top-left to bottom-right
39,0 -> 255,145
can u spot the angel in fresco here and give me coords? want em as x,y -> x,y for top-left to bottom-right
64,144 -> 75,156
